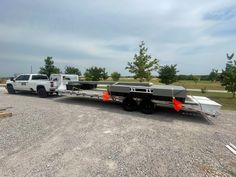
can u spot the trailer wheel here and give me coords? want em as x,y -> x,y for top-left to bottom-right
122,97 -> 138,112
37,87 -> 48,98
140,99 -> 154,114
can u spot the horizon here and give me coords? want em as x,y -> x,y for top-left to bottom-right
0,73 -> 221,79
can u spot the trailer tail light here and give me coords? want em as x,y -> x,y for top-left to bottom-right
50,81 -> 54,87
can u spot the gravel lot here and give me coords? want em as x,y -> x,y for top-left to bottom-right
0,88 -> 235,177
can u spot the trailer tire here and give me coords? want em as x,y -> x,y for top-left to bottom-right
140,99 -> 154,114
37,87 -> 48,98
7,84 -> 15,94
122,97 -> 137,112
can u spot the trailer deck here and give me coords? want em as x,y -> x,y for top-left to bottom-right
66,81 -> 187,102
64,81 -> 221,117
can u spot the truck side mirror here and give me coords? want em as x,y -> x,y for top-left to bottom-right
10,77 -> 15,82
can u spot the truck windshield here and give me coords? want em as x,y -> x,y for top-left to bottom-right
32,75 -> 48,80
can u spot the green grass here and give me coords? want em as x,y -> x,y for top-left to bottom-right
188,91 -> 236,110
105,77 -> 225,90
97,85 -> 108,89
174,80 -> 224,90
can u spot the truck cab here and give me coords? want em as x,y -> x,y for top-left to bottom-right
11,74 -> 32,91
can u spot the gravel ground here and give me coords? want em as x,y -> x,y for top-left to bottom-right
0,88 -> 235,177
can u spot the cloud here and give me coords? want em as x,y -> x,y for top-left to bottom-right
0,0 -> 236,76
204,6 -> 236,21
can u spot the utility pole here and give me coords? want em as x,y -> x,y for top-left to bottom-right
30,65 -> 33,74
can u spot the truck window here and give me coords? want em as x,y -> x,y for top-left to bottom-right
63,76 -> 71,81
32,75 -> 48,80
63,76 -> 78,81
15,75 -> 30,81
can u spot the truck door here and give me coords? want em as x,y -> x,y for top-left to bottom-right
14,75 -> 30,91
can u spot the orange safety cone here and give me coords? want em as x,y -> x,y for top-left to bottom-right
102,91 -> 110,102
173,97 -> 182,112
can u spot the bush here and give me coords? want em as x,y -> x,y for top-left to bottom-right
65,66 -> 81,76
158,64 -> 178,85
201,87 -> 207,93
84,67 -> 108,81
111,72 -> 121,81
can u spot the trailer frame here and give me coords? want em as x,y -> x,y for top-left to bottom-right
61,85 -> 221,118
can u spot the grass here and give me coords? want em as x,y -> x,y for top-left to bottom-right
174,80 -> 224,90
188,91 -> 236,110
104,77 -> 225,90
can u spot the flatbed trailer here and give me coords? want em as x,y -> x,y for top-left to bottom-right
64,81 -> 221,118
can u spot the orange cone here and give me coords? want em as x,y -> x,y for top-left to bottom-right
102,91 -> 110,102
173,97 -> 182,112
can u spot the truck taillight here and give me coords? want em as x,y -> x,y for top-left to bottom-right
50,81 -> 54,87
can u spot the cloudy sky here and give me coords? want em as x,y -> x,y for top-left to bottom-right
0,0 -> 236,76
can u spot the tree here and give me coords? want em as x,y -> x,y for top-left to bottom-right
125,41 -> 159,82
65,66 -> 81,76
111,72 -> 121,81
192,75 -> 200,84
221,53 -> 236,98
39,56 -> 60,77
158,64 -> 178,85
84,67 -> 108,81
208,69 -> 219,82
101,68 -> 109,80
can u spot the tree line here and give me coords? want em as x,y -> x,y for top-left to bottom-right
38,57 -> 121,81
38,41 -> 236,98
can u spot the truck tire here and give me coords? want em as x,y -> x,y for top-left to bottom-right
7,84 -> 15,94
122,97 -> 137,112
140,99 -> 154,114
37,87 -> 48,98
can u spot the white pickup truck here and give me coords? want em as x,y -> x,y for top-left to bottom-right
6,74 -> 79,98
6,74 -> 58,97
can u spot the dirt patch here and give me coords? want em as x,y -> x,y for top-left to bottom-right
0,79 -> 6,84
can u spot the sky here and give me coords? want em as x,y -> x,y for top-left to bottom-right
0,0 -> 236,77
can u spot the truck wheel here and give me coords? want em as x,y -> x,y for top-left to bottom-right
7,84 -> 15,94
122,97 -> 137,112
37,87 -> 48,98
140,99 -> 154,114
